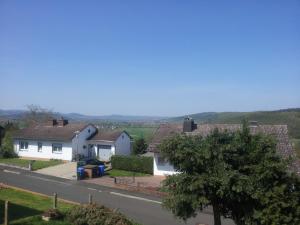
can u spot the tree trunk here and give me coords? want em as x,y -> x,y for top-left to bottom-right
212,202 -> 221,225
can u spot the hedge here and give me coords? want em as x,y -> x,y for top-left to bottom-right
111,155 -> 153,175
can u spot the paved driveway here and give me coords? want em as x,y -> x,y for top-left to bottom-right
35,162 -> 77,180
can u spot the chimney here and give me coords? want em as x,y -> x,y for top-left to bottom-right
57,117 -> 68,126
183,117 -> 197,132
47,119 -> 57,126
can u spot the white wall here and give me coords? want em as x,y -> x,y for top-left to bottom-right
153,153 -> 178,176
115,132 -> 131,156
14,140 -> 73,161
71,125 -> 96,159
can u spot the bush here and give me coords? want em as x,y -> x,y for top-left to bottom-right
132,138 -> 148,155
111,155 -> 153,174
0,132 -> 17,158
66,203 -> 136,225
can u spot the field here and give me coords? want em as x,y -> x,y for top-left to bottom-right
0,158 -> 64,170
120,126 -> 158,143
0,187 -> 73,225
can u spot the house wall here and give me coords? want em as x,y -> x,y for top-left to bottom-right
153,152 -> 178,176
14,140 -> 73,161
71,125 -> 96,159
115,132 -> 131,156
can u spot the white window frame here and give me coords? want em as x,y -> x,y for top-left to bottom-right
52,143 -> 62,154
37,142 -> 43,152
19,141 -> 28,151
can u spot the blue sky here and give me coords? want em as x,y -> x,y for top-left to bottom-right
0,0 -> 299,116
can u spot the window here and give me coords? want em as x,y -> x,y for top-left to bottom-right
157,156 -> 166,166
97,145 -> 111,149
37,142 -> 42,152
52,143 -> 62,153
19,141 -> 28,150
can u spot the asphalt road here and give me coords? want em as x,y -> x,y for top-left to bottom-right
0,165 -> 234,225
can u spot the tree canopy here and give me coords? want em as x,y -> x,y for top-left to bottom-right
132,138 -> 148,155
159,123 -> 300,225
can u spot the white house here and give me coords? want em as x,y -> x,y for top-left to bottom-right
148,118 -> 299,176
87,130 -> 132,161
12,119 -> 132,161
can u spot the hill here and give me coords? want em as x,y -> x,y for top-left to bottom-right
169,108 -> 300,139
0,109 -> 166,123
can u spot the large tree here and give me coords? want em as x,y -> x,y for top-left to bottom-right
159,123 -> 300,225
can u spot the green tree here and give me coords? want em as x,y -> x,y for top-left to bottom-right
159,123 -> 300,225
159,130 -> 235,225
132,138 -> 148,155
0,131 -> 16,158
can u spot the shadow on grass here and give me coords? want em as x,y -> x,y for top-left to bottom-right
0,200 -> 42,224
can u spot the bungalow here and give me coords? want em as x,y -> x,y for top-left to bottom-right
12,119 -> 132,161
148,118 -> 300,176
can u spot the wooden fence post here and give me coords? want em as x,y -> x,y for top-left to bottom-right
89,194 -> 92,204
53,192 -> 57,209
4,200 -> 9,225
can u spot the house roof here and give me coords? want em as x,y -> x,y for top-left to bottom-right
88,130 -> 129,142
148,123 -> 300,174
12,123 -> 91,142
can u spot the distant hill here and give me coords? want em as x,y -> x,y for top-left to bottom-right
0,109 -> 167,123
169,108 -> 300,139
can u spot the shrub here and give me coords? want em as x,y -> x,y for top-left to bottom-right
111,155 -> 153,174
132,138 -> 148,155
66,203 -> 135,225
0,132 -> 17,158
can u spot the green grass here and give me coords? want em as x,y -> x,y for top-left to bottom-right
0,188 -> 73,225
106,169 -> 151,177
0,158 -> 64,170
121,126 -> 157,143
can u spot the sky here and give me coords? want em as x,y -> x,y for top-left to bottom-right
0,0 -> 299,116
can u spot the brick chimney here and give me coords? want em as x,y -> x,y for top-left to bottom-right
57,117 -> 68,126
183,117 -> 197,132
46,119 -> 58,126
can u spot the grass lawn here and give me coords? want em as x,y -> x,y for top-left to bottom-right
0,187 -> 73,225
0,158 -> 64,170
106,169 -> 151,177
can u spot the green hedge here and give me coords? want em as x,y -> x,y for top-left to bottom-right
111,155 -> 153,175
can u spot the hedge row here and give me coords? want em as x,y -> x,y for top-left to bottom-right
111,155 -> 153,175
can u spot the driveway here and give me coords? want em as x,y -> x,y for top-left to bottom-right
35,161 -> 77,180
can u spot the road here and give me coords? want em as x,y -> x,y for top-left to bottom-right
0,165 -> 234,225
